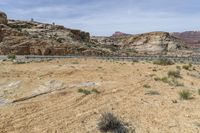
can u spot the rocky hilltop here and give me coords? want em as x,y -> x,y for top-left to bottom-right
112,31 -> 130,37
92,32 -> 187,55
0,11 -> 188,56
0,12 -> 112,56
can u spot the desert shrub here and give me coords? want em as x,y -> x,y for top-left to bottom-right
145,90 -> 160,95
154,77 -> 169,83
78,88 -> 91,95
169,78 -> 184,86
98,112 -> 128,133
176,66 -> 181,70
198,89 -> 200,95
182,64 -> 192,70
168,70 -> 181,78
179,90 -> 191,100
182,65 -> 189,70
7,54 -> 16,60
154,76 -> 183,86
143,84 -> 151,88
91,88 -> 100,94
153,59 -> 174,66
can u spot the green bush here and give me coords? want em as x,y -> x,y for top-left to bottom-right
179,90 -> 191,100
198,89 -> 200,95
78,88 -> 91,95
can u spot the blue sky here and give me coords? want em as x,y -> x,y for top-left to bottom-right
0,0 -> 200,36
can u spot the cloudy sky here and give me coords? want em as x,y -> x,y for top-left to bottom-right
0,0 -> 200,35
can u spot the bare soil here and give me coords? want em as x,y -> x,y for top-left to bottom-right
0,59 -> 200,133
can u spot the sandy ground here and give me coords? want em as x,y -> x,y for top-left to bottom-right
0,58 -> 200,133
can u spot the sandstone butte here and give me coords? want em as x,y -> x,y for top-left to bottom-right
0,11 -> 192,56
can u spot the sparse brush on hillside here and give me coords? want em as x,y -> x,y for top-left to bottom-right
98,112 -> 128,133
153,59 -> 174,66
154,75 -> 184,86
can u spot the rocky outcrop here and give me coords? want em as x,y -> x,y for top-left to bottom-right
0,11 -> 7,25
112,31 -> 130,37
121,32 -> 186,54
172,31 -> 200,49
0,11 -> 189,56
92,32 -> 186,55
0,17 -> 111,56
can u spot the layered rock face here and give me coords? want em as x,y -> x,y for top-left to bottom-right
121,32 -> 185,54
0,11 -> 7,25
0,12 -> 112,56
92,32 -> 186,55
172,31 -> 200,49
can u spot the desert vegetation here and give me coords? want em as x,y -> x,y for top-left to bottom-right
179,90 -> 192,100
98,112 -> 128,133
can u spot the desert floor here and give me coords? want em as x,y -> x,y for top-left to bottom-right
0,58 -> 200,133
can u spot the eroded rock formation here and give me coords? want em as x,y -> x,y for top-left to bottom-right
92,32 -> 187,55
0,11 -> 188,56
172,31 -> 200,49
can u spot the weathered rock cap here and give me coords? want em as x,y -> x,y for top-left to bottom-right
0,11 -> 7,25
